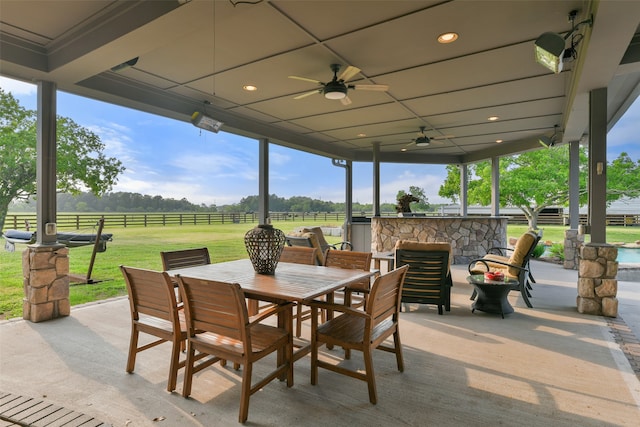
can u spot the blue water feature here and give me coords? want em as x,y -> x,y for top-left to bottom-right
617,247 -> 640,264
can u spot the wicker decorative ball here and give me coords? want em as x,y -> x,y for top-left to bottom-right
244,224 -> 286,274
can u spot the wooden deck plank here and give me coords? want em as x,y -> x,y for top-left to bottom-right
30,408 -> 74,427
0,393 -> 111,427
0,396 -> 35,417
39,411 -> 84,427
18,403 -> 62,425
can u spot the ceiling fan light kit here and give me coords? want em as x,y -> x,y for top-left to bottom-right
289,63 -> 388,103
415,137 -> 430,147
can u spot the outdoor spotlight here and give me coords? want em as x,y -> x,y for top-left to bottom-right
539,125 -> 559,148
534,10 -> 593,74
191,111 -> 223,133
534,32 -> 566,74
110,57 -> 139,72
538,136 -> 554,148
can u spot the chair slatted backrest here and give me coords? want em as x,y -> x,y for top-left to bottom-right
323,250 -> 372,290
367,265 -> 409,327
161,247 -> 211,271
279,246 -> 318,265
121,266 -> 179,323
177,276 -> 248,344
395,242 -> 451,306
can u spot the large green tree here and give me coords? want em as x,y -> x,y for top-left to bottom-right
438,146 -> 640,229
0,88 -> 125,232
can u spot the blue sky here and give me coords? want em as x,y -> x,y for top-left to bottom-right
2,76 -> 639,207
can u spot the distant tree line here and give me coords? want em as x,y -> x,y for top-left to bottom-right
8,191 -> 418,214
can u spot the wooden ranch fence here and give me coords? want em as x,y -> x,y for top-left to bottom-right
3,211 -> 638,232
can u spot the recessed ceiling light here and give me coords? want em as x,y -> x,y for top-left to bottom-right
357,133 -> 366,137
496,139 -> 503,143
437,32 -> 458,43
401,148 -> 408,152
488,116 -> 499,121
243,84 -> 257,91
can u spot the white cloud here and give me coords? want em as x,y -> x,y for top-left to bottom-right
0,77 -> 36,95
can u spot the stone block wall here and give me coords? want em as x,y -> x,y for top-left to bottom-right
371,217 -> 507,264
577,243 -> 618,317
22,245 -> 70,322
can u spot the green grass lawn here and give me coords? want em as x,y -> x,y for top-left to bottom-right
1,221 -> 637,320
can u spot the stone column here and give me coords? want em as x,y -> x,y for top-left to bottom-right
577,243 -> 618,317
563,229 -> 584,270
22,245 -> 70,322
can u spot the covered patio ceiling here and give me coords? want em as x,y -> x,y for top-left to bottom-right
1,0 -> 639,165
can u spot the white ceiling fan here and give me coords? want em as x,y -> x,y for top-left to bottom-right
289,64 -> 389,106
402,126 -> 453,150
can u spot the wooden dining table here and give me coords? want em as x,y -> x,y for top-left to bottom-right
167,258 -> 378,364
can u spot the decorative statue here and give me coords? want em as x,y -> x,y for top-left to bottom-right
396,194 -> 419,213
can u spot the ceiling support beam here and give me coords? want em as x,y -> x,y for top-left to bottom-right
459,164 -> 468,217
490,157 -> 500,217
588,88 -> 607,243
258,138 -> 269,225
35,81 -> 58,246
372,143 -> 381,217
568,140 -> 580,229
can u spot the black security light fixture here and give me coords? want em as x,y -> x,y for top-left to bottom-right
534,10 -> 593,74
110,57 -> 139,72
539,125 -> 560,148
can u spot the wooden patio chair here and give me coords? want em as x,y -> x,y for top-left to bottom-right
120,266 -> 217,392
394,241 -> 453,315
160,247 -> 211,271
286,226 -> 352,265
309,265 -> 409,404
468,231 -> 541,308
176,275 -> 293,424
279,246 -> 319,337
323,249 -> 373,310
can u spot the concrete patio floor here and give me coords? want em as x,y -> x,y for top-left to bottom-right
1,260 -> 639,426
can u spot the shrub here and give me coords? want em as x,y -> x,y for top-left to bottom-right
548,243 -> 565,261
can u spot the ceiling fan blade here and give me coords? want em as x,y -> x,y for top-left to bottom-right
294,90 -> 321,100
431,134 -> 455,140
288,75 -> 323,85
353,84 -> 389,91
341,96 -> 352,106
338,65 -> 360,82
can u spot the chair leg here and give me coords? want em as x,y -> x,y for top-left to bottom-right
167,336 -> 182,392
520,281 -> 533,308
437,304 -> 443,315
363,346 -> 377,404
310,308 -> 319,386
470,289 -> 477,300
126,326 -> 139,373
239,362 -> 252,423
393,329 -> 404,372
182,342 -> 196,398
295,303 -> 303,338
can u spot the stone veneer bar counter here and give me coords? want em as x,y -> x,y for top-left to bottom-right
371,216 -> 508,265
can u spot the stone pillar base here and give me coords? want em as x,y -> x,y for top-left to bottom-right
576,243 -> 618,317
563,229 -> 584,270
22,245 -> 70,322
